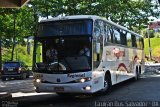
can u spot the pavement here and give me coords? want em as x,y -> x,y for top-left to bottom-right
0,73 -> 12,100
0,92 -> 12,100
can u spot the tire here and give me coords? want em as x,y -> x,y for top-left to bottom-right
100,74 -> 112,94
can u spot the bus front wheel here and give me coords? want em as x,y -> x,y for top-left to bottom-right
100,74 -> 111,93
134,66 -> 140,80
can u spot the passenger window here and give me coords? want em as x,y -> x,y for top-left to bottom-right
132,35 -> 137,48
136,36 -> 140,49
113,28 -> 121,44
107,26 -> 114,43
120,30 -> 127,45
135,35 -> 144,49
104,23 -> 108,46
127,33 -> 132,47
139,37 -> 144,49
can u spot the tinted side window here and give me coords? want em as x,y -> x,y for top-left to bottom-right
132,34 -> 137,47
127,33 -> 132,47
120,30 -> 127,45
136,36 -> 144,49
113,28 -> 121,44
140,37 -> 144,49
139,37 -> 144,49
104,22 -> 108,46
107,25 -> 114,43
136,36 -> 140,49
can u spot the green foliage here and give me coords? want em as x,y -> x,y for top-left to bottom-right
0,7 -> 35,47
149,0 -> 160,19
28,0 -> 153,30
0,6 -> 36,61
2,44 -> 33,66
2,48 -> 12,62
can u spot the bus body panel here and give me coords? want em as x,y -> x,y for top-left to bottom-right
101,45 -> 144,85
91,71 -> 104,92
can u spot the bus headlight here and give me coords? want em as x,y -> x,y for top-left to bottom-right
75,77 -> 91,83
33,74 -> 43,83
35,79 -> 41,83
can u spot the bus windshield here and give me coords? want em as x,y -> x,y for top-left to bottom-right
38,19 -> 92,36
34,36 -> 92,74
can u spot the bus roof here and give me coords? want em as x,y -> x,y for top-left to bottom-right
40,15 -> 142,38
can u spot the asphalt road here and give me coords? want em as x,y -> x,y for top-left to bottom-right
1,68 -> 160,107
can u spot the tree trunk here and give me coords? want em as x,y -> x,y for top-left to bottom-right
32,6 -> 39,70
11,14 -> 16,61
0,32 -> 2,72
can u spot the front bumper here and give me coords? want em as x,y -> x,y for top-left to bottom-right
34,81 -> 94,94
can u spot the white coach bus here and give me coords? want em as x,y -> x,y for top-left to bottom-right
33,15 -> 145,94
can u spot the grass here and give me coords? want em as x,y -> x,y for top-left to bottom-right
144,38 -> 160,57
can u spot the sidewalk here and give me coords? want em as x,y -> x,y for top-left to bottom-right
0,93 -> 12,100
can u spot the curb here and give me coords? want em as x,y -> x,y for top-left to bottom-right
0,93 -> 12,100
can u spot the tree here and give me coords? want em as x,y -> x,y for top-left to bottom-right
148,0 -> 160,19
26,0 -> 154,31
0,7 -> 35,61
31,0 -> 153,31
0,0 -> 157,63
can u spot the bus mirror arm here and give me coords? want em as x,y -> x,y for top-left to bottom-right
96,43 -> 100,54
96,43 -> 100,61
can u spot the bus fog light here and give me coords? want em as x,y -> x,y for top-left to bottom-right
36,79 -> 41,83
84,86 -> 91,91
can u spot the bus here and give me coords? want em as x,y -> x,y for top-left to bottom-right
33,15 -> 145,94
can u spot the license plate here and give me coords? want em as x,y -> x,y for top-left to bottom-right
8,68 -> 13,71
54,87 -> 64,92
